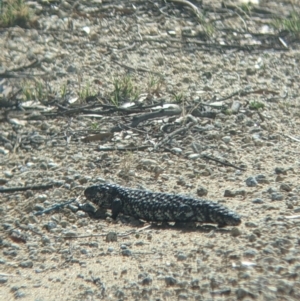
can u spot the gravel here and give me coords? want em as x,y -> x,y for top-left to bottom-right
1,0 -> 300,300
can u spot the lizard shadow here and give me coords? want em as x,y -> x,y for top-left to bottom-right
88,210 -> 233,234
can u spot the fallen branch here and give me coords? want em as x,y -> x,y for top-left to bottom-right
202,154 -> 246,171
34,198 -> 77,216
0,184 -> 55,193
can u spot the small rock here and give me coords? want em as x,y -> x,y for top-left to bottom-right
45,221 -> 57,231
20,260 -> 33,268
141,277 -> 152,285
35,194 -> 47,202
4,171 -> 13,178
222,136 -> 231,143
165,276 -> 177,286
275,167 -> 287,175
245,177 -> 258,187
231,227 -> 242,237
106,232 -> 117,242
252,198 -> 264,204
197,186 -> 208,197
188,154 -> 200,160
176,253 -> 187,261
224,190 -> 236,197
62,231 -> 77,237
271,193 -> 284,201
280,183 -> 292,192
255,174 -> 269,184
171,147 -> 182,154
0,276 -> 8,283
231,101 -> 241,113
121,249 -> 132,256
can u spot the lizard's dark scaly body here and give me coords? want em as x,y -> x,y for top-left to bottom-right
84,183 -> 241,227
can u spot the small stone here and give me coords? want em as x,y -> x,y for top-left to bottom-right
34,204 -> 45,211
66,64 -> 77,73
121,249 -> 132,256
176,253 -> 187,261
62,231 -> 77,237
252,198 -> 264,204
106,232 -> 117,242
4,171 -> 14,178
20,260 -> 33,268
188,154 -> 200,160
45,221 -> 57,231
275,167 -> 287,175
141,277 -> 152,285
197,186 -> 208,197
165,276 -> 177,286
171,148 -> 182,154
14,291 -> 26,298
231,227 -> 242,237
271,193 -> 284,201
224,190 -> 236,197
231,101 -> 241,113
222,136 -> 231,143
280,183 -> 292,192
245,177 -> 258,187
255,174 -> 269,184
35,194 -> 47,202
0,276 -> 8,283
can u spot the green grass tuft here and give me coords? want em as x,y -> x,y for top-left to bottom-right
272,12 -> 300,34
0,0 -> 32,28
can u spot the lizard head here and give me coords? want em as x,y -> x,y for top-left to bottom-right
84,184 -> 118,208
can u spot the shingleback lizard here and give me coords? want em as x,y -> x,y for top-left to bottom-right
84,183 -> 241,227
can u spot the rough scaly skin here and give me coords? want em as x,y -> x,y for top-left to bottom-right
84,183 -> 241,227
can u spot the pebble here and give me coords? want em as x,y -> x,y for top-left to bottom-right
176,253 -> 187,261
106,232 -> 117,242
245,177 -> 258,187
188,154 -> 200,160
62,231 -> 77,237
231,227 -> 242,237
141,277 -> 152,285
252,198 -> 264,204
121,249 -> 132,256
222,136 -> 231,143
224,190 -> 236,197
165,276 -> 177,286
196,186 -> 208,197
271,193 -> 284,201
0,276 -> 8,283
280,183 -> 292,192
171,147 -> 182,154
45,221 -> 57,231
20,260 -> 33,268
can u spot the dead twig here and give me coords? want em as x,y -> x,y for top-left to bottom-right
201,154 -> 246,171
34,198 -> 77,216
96,145 -> 151,152
0,184 -> 55,193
